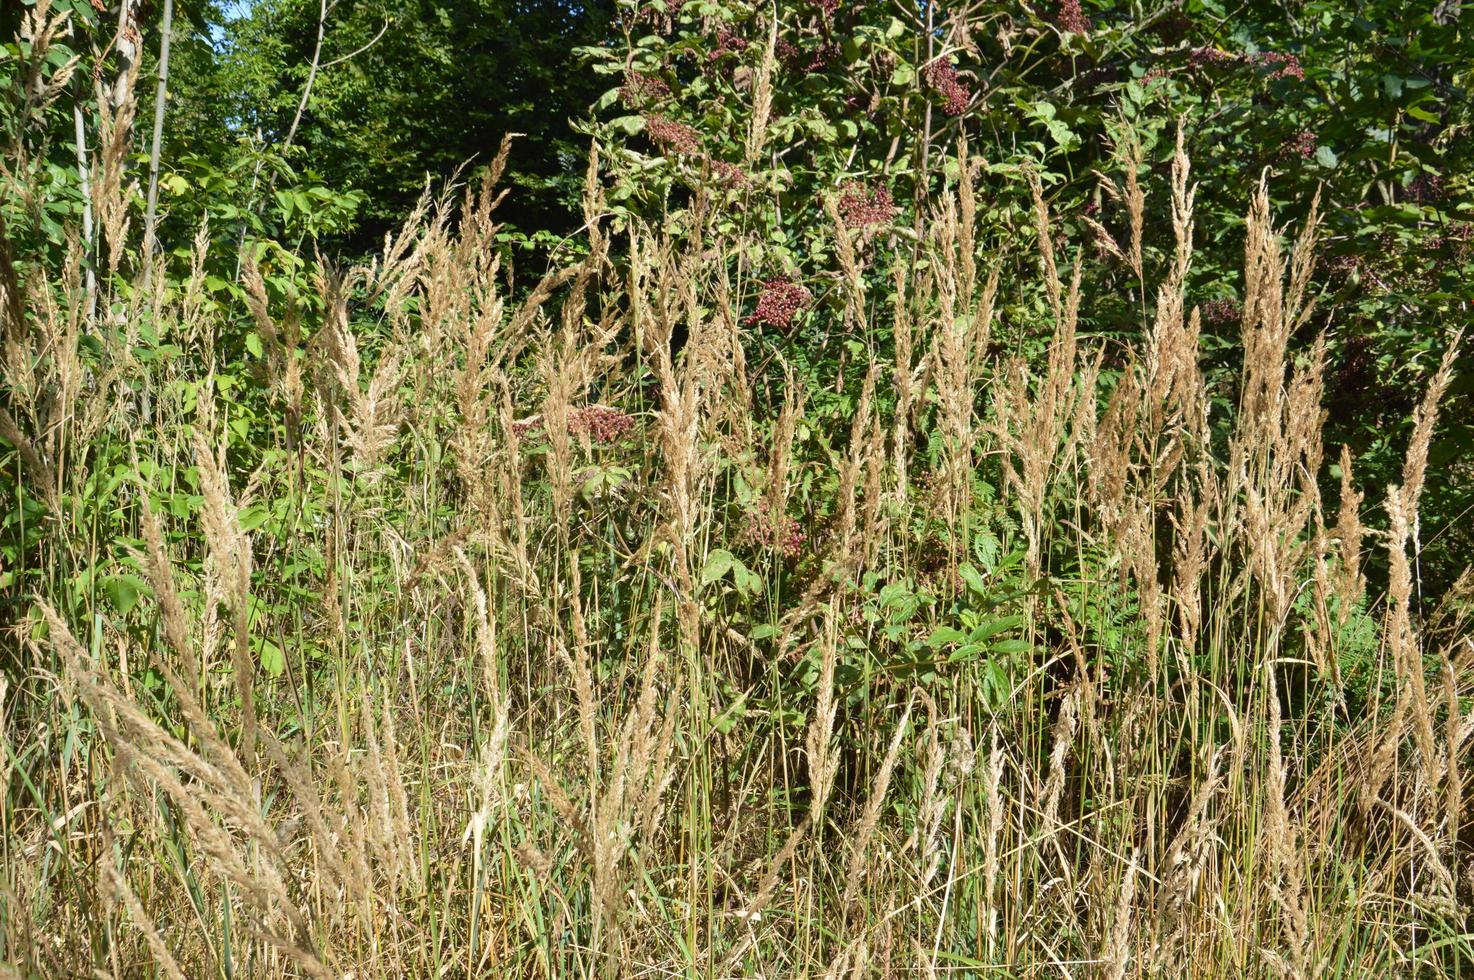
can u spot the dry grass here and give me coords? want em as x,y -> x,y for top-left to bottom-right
0,39 -> 1470,976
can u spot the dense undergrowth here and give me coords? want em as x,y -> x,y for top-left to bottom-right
3,4 -> 1474,979
3,130 -> 1472,977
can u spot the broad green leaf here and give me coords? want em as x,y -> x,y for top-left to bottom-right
732,561 -> 763,598
101,574 -> 150,618
256,636 -> 286,678
701,548 -> 735,586
969,615 -> 1024,643
925,626 -> 967,648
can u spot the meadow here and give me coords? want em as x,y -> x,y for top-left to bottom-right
2,1 -> 1472,977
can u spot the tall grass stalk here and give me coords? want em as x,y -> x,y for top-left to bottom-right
1,106 -> 1470,978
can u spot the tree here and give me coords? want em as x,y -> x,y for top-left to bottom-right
195,0 -> 618,248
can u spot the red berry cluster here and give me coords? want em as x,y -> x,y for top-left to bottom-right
1427,222 -> 1472,259
1201,297 -> 1241,326
710,160 -> 749,187
1186,47 -> 1304,83
837,182 -> 896,228
569,406 -> 635,444
1253,50 -> 1304,81
801,40 -> 837,71
621,71 -> 670,107
816,0 -> 840,18
1189,46 -> 1237,68
743,500 -> 807,559
711,25 -> 747,60
1326,253 -> 1361,284
629,3 -> 670,32
925,59 -> 971,115
1058,0 -> 1091,35
746,276 -> 811,329
766,35 -> 837,74
1408,173 -> 1446,203
1282,129 -> 1317,160
646,114 -> 701,154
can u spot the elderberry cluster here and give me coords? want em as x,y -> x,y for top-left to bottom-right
746,277 -> 812,330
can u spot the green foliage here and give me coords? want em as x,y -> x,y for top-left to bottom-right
1,3 -> 1473,970
190,0 -> 617,246
578,0 -> 1473,589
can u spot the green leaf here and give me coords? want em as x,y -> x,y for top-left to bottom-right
701,548 -> 735,586
711,692 -> 748,735
949,642 -> 986,663
101,574 -> 150,618
255,636 -> 286,678
238,503 -> 270,531
983,660 -> 1010,705
969,615 -> 1024,643
609,115 -> 647,136
959,564 -> 988,597
925,626 -> 967,648
732,561 -> 763,598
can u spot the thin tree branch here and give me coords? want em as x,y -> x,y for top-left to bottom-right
282,0 -> 330,155
73,99 -> 96,318
322,17 -> 388,70
141,0 -> 175,290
